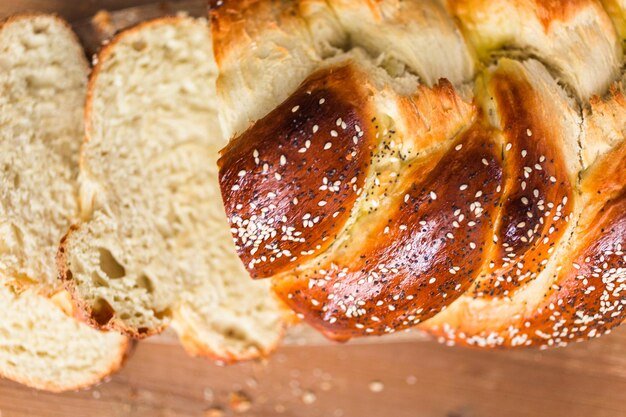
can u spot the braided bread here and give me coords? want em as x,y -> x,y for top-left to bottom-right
216,0 -> 626,348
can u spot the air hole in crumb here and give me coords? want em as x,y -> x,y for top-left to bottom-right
98,248 -> 126,279
223,326 -> 248,342
136,274 -> 154,293
32,22 -> 49,34
155,308 -> 171,320
91,272 -> 109,288
92,298 -> 115,326
132,40 -> 147,51
11,224 -> 23,248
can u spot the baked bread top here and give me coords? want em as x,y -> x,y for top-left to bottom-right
215,0 -> 626,348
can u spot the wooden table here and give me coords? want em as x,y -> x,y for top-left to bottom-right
1,327 -> 625,417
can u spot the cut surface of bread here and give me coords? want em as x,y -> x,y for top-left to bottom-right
0,14 -> 85,291
59,17 -> 287,361
0,14 -> 128,391
0,286 -> 128,392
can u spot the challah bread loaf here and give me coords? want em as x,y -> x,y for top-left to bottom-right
216,0 -> 626,346
0,14 -> 128,390
58,17 -> 287,361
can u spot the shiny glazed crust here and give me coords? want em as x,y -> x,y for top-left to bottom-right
216,0 -> 626,347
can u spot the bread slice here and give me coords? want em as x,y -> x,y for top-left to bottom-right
0,285 -> 129,392
0,14 -> 85,291
0,14 -> 128,391
58,17 -> 287,361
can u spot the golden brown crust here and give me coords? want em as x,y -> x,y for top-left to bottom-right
472,65 -> 575,298
272,123 -> 504,339
209,0 -> 307,66
417,64 -> 626,349
219,64 -> 378,278
423,158 -> 626,348
398,80 -> 477,152
176,321 -> 287,364
218,59 -> 500,339
448,0 -> 598,32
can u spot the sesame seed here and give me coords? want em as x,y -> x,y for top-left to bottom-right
319,98 -> 326,105
318,201 -> 327,206
455,144 -> 463,151
324,142 -> 332,150
368,381 -> 384,393
430,191 -> 437,200
238,170 -> 246,177
331,130 -> 338,137
482,158 -> 489,166
280,155 -> 287,165
313,125 -> 319,133
292,105 -> 300,113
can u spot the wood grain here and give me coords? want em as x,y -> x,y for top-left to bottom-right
1,327 -> 625,417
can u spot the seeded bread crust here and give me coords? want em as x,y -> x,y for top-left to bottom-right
216,0 -> 626,348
